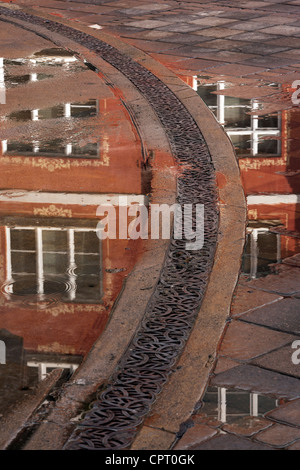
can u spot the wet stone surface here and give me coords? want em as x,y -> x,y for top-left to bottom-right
0,7 -> 220,451
0,0 -> 299,451
0,21 -> 152,430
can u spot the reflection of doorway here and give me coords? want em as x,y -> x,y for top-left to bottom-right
242,226 -> 281,279
5,226 -> 102,303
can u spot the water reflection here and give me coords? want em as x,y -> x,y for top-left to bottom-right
0,328 -> 81,416
0,46 -> 149,416
200,386 -> 277,424
4,227 -> 102,303
7,100 -> 98,122
196,76 -> 300,278
2,139 -> 99,159
197,80 -> 281,158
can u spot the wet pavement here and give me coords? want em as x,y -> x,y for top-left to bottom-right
0,0 -> 299,451
0,20 -> 151,422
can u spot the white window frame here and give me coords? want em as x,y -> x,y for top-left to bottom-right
217,387 -> 279,423
246,227 -> 281,279
1,99 -> 99,158
197,80 -> 281,157
27,361 -> 79,381
5,226 -> 102,302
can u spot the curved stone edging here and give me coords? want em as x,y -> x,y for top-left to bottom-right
0,4 -> 246,451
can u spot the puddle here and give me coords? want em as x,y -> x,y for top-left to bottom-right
0,42 -> 153,418
3,139 -> 99,159
7,99 -> 98,122
199,386 -> 278,425
5,73 -> 53,88
196,75 -> 300,279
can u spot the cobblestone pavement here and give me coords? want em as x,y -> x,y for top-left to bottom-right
2,0 -> 300,450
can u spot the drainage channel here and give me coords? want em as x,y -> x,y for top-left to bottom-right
0,7 -> 219,450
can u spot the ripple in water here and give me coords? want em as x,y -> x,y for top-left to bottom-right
0,275 -> 73,309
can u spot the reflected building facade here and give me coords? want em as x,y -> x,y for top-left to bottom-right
196,76 -> 299,279
0,49 -> 151,410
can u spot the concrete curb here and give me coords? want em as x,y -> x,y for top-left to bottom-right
0,3 -> 247,450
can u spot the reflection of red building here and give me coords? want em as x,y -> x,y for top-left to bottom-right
0,52 -> 148,387
240,107 -> 300,274
182,75 -> 299,277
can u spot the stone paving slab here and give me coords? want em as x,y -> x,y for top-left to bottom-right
219,320 -> 297,361
266,399 -> 300,427
211,364 -> 300,400
173,424 -> 217,450
0,369 -> 63,449
239,298 -> 300,334
231,283 -> 282,316
227,31 -> 282,42
254,423 -> 300,448
288,440 -> 300,450
251,344 -> 300,379
213,357 -> 241,375
282,253 -> 300,268
240,266 -> 300,296
222,416 -> 272,437
188,433 -> 273,450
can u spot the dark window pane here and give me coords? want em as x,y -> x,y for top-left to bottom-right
257,232 -> 278,263
197,85 -> 218,107
10,229 -> 35,251
230,134 -> 251,156
75,254 -> 100,275
38,105 -> 64,120
257,138 -> 278,155
38,139 -> 66,156
6,74 -> 31,87
12,275 -> 38,294
225,96 -> 251,107
8,110 -> 32,121
224,107 -> 251,128
6,142 -> 34,154
258,114 -> 278,128
71,100 -> 97,118
74,231 -> 100,254
43,253 -> 68,275
71,143 -> 98,157
11,252 -> 36,274
42,230 -> 68,253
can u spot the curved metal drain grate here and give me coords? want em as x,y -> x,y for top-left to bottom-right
0,7 -> 219,450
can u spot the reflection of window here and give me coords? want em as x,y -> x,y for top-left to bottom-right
2,139 -> 99,159
6,227 -> 102,303
8,100 -> 98,122
1,100 -> 99,159
242,227 -> 281,279
197,81 -> 281,157
27,361 -> 79,381
203,386 -> 278,423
